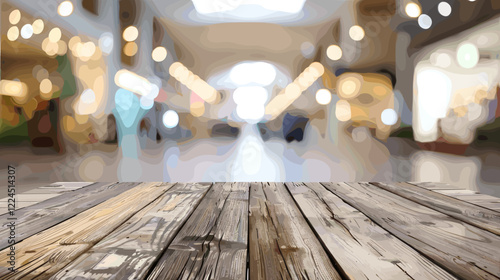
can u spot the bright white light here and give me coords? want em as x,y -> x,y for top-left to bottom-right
416,69 -> 452,133
381,108 -> 398,125
418,14 -> 432,29
99,32 -> 114,55
192,0 -> 306,15
438,2 -> 452,17
237,106 -> 265,122
315,89 -> 332,105
230,62 -> 277,86
58,1 -> 74,17
457,43 -> 479,69
405,3 -> 421,18
349,25 -> 365,41
20,24 -> 33,39
233,86 -> 268,123
163,110 -> 179,128
233,86 -> 268,105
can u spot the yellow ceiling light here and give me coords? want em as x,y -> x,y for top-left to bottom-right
32,19 -> 45,34
123,42 -> 138,56
337,74 -> 363,99
265,62 -> 325,120
9,9 -> 21,25
327,45 -> 342,61
58,1 -> 74,17
169,62 -> 221,104
152,46 -> 168,62
123,26 -> 139,42
68,36 -> 81,51
49,28 -> 62,42
335,100 -> 352,121
0,80 -> 28,98
349,25 -> 365,41
7,26 -> 19,41
405,2 -> 421,18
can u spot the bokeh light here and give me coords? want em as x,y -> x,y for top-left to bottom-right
315,89 -> 332,105
9,9 -> 21,25
326,45 -> 342,61
418,14 -> 432,30
123,42 -> 138,56
381,108 -> 398,125
163,110 -> 179,128
58,1 -> 74,17
32,19 -> 44,34
405,3 -> 421,18
438,2 -> 452,17
152,46 -> 168,62
7,26 -> 19,41
349,25 -> 365,41
20,24 -> 33,39
456,43 -> 479,69
49,28 -> 62,43
123,26 -> 139,42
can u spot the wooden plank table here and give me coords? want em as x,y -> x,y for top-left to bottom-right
0,182 -> 498,280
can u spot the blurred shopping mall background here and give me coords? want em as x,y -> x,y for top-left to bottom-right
0,0 -> 499,196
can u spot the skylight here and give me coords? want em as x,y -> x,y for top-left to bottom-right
192,0 -> 306,16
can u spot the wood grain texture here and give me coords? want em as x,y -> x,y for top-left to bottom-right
285,182 -> 457,280
372,182 -> 500,235
249,182 -> 341,280
409,182 -> 463,190
146,182 -> 249,280
0,182 -> 141,250
51,183 -> 212,280
322,182 -> 500,280
0,182 -> 173,280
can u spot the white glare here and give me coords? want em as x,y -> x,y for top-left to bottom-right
416,69 -> 452,133
163,110 -> 179,128
192,0 -> 306,14
20,24 -> 33,39
315,89 -> 332,105
457,43 -> 479,69
381,109 -> 398,125
58,1 -> 74,17
230,62 -> 277,86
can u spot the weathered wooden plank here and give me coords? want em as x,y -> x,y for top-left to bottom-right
42,182 -> 95,189
249,182 -> 341,280
409,182 -> 463,190
51,183 -> 212,280
0,182 -> 141,250
434,189 -> 479,195
321,182 -> 500,280
146,182 -> 249,280
442,194 -> 500,212
372,182 -> 500,235
0,182 -> 174,280
0,194 -> 57,204
286,182 -> 457,280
